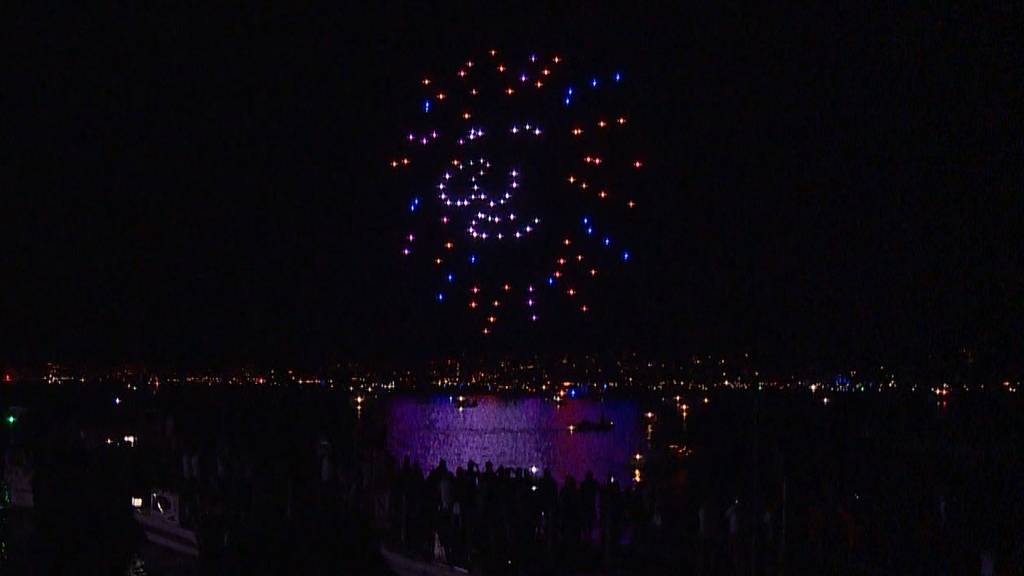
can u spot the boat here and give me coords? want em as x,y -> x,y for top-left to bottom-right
571,413 -> 614,432
455,396 -> 478,408
134,490 -> 199,557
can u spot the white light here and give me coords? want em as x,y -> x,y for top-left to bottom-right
131,497 -> 143,508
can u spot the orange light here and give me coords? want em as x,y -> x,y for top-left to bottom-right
567,288 -> 576,296
598,190 -> 608,199
571,128 -> 583,136
552,55 -> 561,63
542,68 -> 551,76
553,270 -> 562,278
469,301 -> 478,309
617,116 -> 626,125
462,111 -> 472,120
593,157 -> 602,165
557,258 -> 566,266
436,92 -> 446,100
567,175 -> 576,184
535,80 -> 543,88
492,300 -> 500,307
498,64 -> 506,72
576,254 -> 583,262
435,258 -> 443,265
580,182 -> 588,189
489,49 -> 497,56
589,268 -> 597,276
422,78 -> 431,86
466,60 -> 474,68
458,69 -> 467,77
627,200 -> 636,209
503,283 -> 510,291
482,327 -> 490,334
487,316 -> 496,323
563,238 -> 571,246
598,120 -> 607,128
506,87 -> 515,95
470,88 -> 478,95
471,286 -> 480,294
401,157 -> 410,165
390,160 -> 398,168
445,241 -> 454,250
580,305 -> 588,312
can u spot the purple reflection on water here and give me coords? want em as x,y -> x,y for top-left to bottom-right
385,395 -> 644,482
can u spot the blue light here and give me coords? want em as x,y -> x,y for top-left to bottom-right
424,100 -> 431,113
569,388 -> 576,398
591,77 -> 598,87
436,292 -> 444,302
603,237 -> 611,246
613,72 -> 622,82
409,197 -> 420,212
564,97 -> 571,106
446,273 -> 454,283
582,216 -> 589,225
547,276 -> 555,286
586,227 -> 593,235
567,87 -> 574,96
469,254 -> 477,264
622,250 -> 631,262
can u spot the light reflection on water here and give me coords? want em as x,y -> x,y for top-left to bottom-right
385,395 -> 644,482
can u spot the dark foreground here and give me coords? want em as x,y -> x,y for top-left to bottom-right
2,383 -> 1021,574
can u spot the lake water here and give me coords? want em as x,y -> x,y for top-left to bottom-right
384,395 -> 646,482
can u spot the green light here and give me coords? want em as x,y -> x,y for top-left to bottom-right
5,415 -> 14,425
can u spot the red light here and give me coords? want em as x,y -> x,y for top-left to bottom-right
469,301 -> 478,309
633,160 -> 643,169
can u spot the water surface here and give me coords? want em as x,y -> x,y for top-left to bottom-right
384,395 -> 644,482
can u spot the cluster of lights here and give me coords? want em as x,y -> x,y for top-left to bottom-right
393,50 -> 643,333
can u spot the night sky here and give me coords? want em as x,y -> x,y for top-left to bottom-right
5,4 -> 1019,370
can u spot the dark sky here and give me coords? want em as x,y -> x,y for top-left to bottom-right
4,3 -> 1019,370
